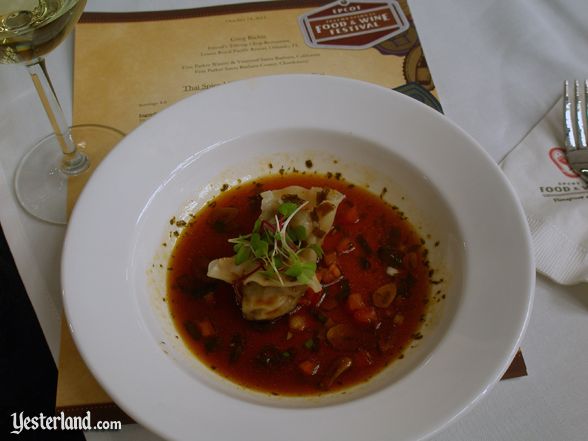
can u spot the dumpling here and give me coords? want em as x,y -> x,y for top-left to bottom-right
207,186 -> 345,320
257,186 -> 344,247
240,284 -> 307,321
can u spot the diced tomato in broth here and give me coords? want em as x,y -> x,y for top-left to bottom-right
168,173 -> 432,396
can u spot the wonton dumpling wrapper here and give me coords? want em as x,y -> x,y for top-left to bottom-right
207,186 -> 345,320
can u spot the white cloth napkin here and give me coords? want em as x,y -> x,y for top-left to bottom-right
501,98 -> 588,285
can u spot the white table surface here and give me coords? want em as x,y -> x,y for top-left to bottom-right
1,1 -> 587,440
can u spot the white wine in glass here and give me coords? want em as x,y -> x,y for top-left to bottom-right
1,0 -> 124,224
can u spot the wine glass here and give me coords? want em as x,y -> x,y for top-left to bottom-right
1,0 -> 124,224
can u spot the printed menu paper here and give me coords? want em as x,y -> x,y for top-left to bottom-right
71,1 -> 439,137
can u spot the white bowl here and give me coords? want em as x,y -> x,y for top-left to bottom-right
62,74 -> 534,441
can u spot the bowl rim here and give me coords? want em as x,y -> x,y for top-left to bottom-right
62,74 -> 535,441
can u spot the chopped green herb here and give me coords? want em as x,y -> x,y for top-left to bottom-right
204,336 -> 219,352
310,309 -> 327,324
184,321 -> 201,341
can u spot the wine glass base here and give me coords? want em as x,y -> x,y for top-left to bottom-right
14,124 -> 125,225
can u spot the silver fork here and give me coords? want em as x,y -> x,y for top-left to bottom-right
563,80 -> 588,183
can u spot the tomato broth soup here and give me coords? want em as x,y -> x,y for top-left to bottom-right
167,173 -> 432,395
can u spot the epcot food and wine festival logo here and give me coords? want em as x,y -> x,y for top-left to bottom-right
298,0 -> 443,113
549,147 -> 580,178
299,0 -> 409,49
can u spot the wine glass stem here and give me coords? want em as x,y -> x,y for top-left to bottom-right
26,58 -> 89,175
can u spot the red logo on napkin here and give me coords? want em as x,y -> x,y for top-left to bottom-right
299,0 -> 409,49
549,147 -> 578,178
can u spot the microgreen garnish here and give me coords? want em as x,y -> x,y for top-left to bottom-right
277,202 -> 299,218
284,261 -> 316,284
250,233 -> 269,258
228,199 -> 323,286
307,243 -> 324,259
234,244 -> 251,265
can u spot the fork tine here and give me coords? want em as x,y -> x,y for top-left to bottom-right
584,79 -> 588,148
563,80 -> 588,183
564,80 -> 576,150
574,80 -> 587,149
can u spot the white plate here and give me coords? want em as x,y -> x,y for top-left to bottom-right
62,75 -> 534,441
